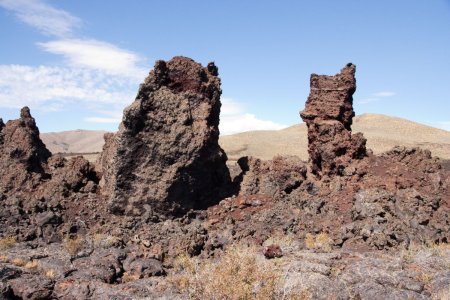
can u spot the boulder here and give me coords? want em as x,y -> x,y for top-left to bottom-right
236,155 -> 307,197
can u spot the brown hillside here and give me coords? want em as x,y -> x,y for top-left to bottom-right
41,129 -> 107,153
220,113 -> 450,161
40,114 -> 450,161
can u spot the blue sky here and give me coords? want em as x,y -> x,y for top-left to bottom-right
0,0 -> 449,134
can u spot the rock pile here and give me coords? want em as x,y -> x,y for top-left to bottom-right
300,63 -> 367,178
100,56 -> 231,217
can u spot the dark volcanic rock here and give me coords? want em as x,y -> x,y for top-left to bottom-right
300,64 -> 367,178
0,107 -> 51,194
41,155 -> 98,198
236,155 -> 307,197
9,274 -> 54,300
101,56 -> 231,217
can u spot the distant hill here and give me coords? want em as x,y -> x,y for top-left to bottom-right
41,114 -> 450,161
220,113 -> 450,161
41,129 -> 107,154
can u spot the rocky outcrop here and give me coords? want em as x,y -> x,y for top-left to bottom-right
41,155 -> 98,198
300,63 -> 367,178
236,155 -> 307,197
0,107 -> 51,194
101,57 -> 231,217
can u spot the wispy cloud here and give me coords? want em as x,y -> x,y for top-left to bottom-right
83,98 -> 289,134
220,98 -> 288,135
357,91 -> 396,105
373,91 -> 396,97
0,65 -> 138,109
0,0 -> 81,37
39,39 -> 147,78
0,0 -> 284,135
0,0 -> 146,121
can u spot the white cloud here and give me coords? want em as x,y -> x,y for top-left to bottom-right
0,0 -> 81,37
0,65 -> 139,109
357,91 -> 395,105
220,98 -> 288,135
373,91 -> 396,97
0,1 -> 286,134
39,39 -> 147,78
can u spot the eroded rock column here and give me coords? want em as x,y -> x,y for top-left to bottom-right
300,63 -> 367,178
0,107 -> 51,193
101,56 -> 231,217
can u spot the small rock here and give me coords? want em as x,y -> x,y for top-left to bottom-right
264,244 -> 283,259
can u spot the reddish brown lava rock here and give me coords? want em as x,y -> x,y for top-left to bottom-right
236,155 -> 307,197
264,244 -> 283,259
41,155 -> 98,198
0,107 -> 51,194
97,132 -> 116,190
101,56 -> 231,217
300,63 -> 367,178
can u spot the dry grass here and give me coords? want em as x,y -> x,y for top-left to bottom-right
401,241 -> 450,262
92,233 -> 120,249
63,235 -> 85,257
122,272 -> 140,283
12,258 -> 25,267
305,233 -> 332,252
263,233 -> 298,253
0,236 -> 17,250
24,259 -> 39,269
45,269 -> 56,279
168,245 -> 284,300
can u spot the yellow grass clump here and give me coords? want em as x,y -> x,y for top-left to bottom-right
12,258 -> 25,267
45,269 -> 56,279
0,236 -> 17,250
168,245 -> 283,300
63,235 -> 85,257
305,233 -> 332,252
24,259 -> 39,269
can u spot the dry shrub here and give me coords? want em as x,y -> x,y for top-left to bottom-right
168,245 -> 283,300
63,235 -> 85,257
24,259 -> 39,269
122,272 -> 140,283
401,241 -> 449,262
304,233 -> 332,252
12,258 -> 25,267
0,236 -> 16,250
264,233 -> 298,253
92,233 -> 120,249
45,269 -> 56,279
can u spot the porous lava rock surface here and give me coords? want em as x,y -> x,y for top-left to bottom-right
101,56 -> 231,217
0,107 -> 51,194
300,63 -> 367,178
0,108 -> 99,243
